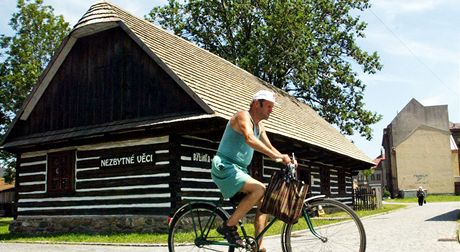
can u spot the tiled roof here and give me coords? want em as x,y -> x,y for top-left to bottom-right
5,2 -> 374,165
373,155 -> 384,166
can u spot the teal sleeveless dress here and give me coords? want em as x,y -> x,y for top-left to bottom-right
211,120 -> 260,198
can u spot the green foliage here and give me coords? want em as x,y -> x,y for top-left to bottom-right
147,0 -> 383,140
383,189 -> 391,198
0,150 -> 15,183
0,0 -> 70,180
355,204 -> 406,218
1,217 -> 170,243
361,167 -> 374,183
386,195 -> 460,203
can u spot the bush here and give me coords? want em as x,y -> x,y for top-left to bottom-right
383,189 -> 391,198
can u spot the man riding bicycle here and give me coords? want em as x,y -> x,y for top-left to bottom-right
211,90 -> 294,252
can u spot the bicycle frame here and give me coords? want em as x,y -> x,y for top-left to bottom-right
172,199 -> 277,248
240,212 -> 279,243
170,195 -> 368,252
302,195 -> 328,242
301,205 -> 328,243
175,195 -> 329,249
234,196 -> 329,246
249,197 -> 328,241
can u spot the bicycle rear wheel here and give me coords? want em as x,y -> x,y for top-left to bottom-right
168,202 -> 235,252
282,198 -> 366,252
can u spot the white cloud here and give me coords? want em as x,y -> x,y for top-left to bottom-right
418,93 -> 459,121
419,95 -> 446,106
360,72 -> 411,86
372,0 -> 440,14
43,0 -> 91,26
360,1 -> 460,65
369,34 -> 460,64
402,40 -> 459,64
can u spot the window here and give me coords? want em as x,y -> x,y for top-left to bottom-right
47,150 -> 75,194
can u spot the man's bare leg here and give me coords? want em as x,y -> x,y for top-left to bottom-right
255,200 -> 268,250
226,177 -> 265,227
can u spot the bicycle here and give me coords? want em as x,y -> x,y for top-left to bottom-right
168,164 -> 366,252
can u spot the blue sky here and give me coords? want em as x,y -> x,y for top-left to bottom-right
1,0 -> 459,159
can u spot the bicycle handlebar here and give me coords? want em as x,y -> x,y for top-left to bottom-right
275,153 -> 296,164
274,153 -> 297,178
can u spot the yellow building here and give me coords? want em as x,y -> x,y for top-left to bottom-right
450,123 -> 460,193
382,99 -> 456,197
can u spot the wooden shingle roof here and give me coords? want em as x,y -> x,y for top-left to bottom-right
3,2 -> 373,165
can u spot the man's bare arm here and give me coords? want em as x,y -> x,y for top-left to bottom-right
232,111 -> 290,164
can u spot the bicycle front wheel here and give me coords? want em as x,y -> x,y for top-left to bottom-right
168,202 -> 234,252
282,198 -> 366,252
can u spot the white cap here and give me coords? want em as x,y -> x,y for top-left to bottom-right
252,90 -> 279,105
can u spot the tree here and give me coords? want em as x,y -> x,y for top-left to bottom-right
147,0 -> 382,140
0,0 -> 70,182
362,167 -> 374,185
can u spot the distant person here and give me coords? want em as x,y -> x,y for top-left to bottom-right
416,186 -> 425,206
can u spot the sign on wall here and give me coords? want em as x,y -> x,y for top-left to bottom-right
100,151 -> 156,168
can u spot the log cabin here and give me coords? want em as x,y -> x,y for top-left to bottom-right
0,2 -> 374,233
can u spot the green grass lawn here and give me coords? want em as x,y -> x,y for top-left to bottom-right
356,203 -> 406,217
384,194 -> 460,203
0,218 -> 168,244
0,203 -> 408,244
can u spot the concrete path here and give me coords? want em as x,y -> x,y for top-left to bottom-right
0,201 -> 459,251
363,201 -> 459,252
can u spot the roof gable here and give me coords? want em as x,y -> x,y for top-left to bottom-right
388,98 -> 450,147
5,26 -> 206,141
391,98 -> 424,126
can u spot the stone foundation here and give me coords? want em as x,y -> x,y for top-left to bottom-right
9,215 -> 169,234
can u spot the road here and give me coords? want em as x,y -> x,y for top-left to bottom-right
0,202 -> 459,251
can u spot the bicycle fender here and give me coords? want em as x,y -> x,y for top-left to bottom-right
170,201 -> 230,222
304,195 -> 326,203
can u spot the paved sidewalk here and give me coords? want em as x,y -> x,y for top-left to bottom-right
0,201 -> 459,251
363,201 -> 459,252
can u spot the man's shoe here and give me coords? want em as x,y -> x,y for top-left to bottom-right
217,221 -> 244,247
